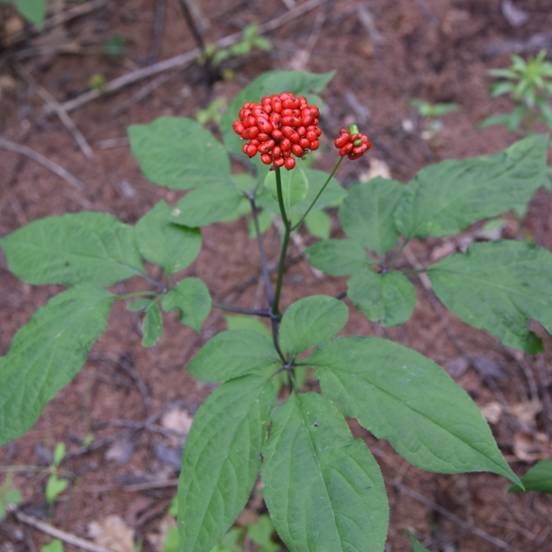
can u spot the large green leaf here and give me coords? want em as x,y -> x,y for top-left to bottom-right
348,270 -> 416,326
0,213 -> 143,286
187,330 -> 280,382
513,460 -> 552,493
178,375 -> 277,552
396,135 -> 549,238
128,117 -> 231,189
161,277 -> 211,333
0,286 -> 113,446
135,201 -> 201,274
221,70 -> 334,157
429,240 -> 552,353
171,185 -> 244,227
306,239 -> 370,276
261,393 -> 388,552
280,295 -> 348,356
339,178 -> 404,255
309,337 -> 520,485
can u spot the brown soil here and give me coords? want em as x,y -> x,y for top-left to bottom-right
1,0 -> 552,550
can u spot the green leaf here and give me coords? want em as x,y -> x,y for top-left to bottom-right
0,476 -> 22,521
164,527 -> 180,552
128,117 -> 231,189
258,168 -> 345,224
264,169 -> 309,215
280,295 -> 349,356
1,213 -> 143,286
247,210 -> 273,239
135,201 -> 201,274
348,270 -> 416,326
0,286 -> 113,446
479,112 -> 519,130
340,178 -> 404,255
261,393 -> 389,552
187,330 -> 280,382
429,240 -> 552,353
512,460 -> 552,493
126,298 -> 152,312
12,0 -> 46,27
304,209 -> 331,239
407,531 -> 430,552
142,302 -> 163,347
247,515 -> 278,552
224,315 -> 271,338
171,185 -> 244,227
41,541 -> 64,552
46,474 -> 68,505
309,337 -> 520,485
161,277 -> 211,333
221,70 -> 334,158
395,135 -> 549,238
290,168 -> 346,217
178,375 -> 277,552
53,442 -> 66,467
306,239 -> 370,276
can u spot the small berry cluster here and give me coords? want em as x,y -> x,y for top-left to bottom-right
233,92 -> 322,170
334,126 -> 372,160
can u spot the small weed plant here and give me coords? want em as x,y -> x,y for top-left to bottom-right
482,49 -> 552,133
1,70 -> 551,551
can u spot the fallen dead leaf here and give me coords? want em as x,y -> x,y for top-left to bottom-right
481,401 -> 503,424
510,400 -> 542,430
359,158 -> 391,181
513,431 -> 551,463
88,515 -> 135,552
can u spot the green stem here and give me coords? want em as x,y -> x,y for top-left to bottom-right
116,290 -> 159,301
291,156 -> 344,231
271,167 -> 292,318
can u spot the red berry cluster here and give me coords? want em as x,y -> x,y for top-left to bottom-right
334,126 -> 372,160
232,92 -> 321,170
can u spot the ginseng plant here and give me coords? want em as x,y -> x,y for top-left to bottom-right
1,70 -> 550,551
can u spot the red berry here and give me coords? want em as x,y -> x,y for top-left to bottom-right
333,126 -> 372,160
232,91 -> 323,169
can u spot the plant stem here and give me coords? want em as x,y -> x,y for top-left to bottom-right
214,303 -> 272,317
247,193 -> 274,306
116,290 -> 159,301
291,156 -> 344,231
271,167 -> 291,317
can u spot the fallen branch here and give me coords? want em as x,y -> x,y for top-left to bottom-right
12,509 -> 110,552
16,66 -> 94,159
50,0 -> 327,114
0,136 -> 86,191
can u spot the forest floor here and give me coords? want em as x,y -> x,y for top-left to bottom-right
1,0 -> 551,550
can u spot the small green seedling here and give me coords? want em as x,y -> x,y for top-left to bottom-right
0,474 -> 22,521
203,24 -> 271,70
411,98 -> 459,140
45,442 -> 68,506
196,97 -> 227,127
103,34 -> 127,59
41,540 -> 64,552
482,49 -> 552,132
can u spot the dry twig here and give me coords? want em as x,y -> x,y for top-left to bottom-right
12,509 -> 110,552
49,0 -> 328,114
0,136 -> 86,192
